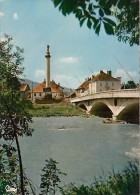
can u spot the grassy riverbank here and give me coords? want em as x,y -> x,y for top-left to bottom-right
28,103 -> 85,117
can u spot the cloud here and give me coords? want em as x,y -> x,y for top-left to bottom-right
35,69 -> 45,79
59,56 -> 79,64
114,68 -> 138,82
53,74 -> 75,88
0,11 -> 5,17
54,74 -> 71,82
53,74 -> 84,89
13,12 -> 19,20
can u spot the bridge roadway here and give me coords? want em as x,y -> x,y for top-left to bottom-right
71,89 -> 139,121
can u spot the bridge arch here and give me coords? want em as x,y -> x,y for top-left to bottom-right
118,102 -> 139,124
90,101 -> 112,118
78,103 -> 87,111
110,98 -> 139,117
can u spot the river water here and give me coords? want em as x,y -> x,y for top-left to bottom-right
20,116 -> 139,192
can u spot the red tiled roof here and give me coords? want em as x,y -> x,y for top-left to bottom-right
76,80 -> 90,91
76,71 -> 119,90
92,71 -> 119,81
32,81 -> 62,93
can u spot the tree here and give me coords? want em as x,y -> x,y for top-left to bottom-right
0,35 -> 34,194
52,0 -> 139,46
40,158 -> 66,195
124,80 -> 137,89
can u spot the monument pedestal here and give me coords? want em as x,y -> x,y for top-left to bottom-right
43,87 -> 52,99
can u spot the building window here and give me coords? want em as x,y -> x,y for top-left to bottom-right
34,93 -> 36,96
106,82 -> 108,86
39,93 -> 41,96
112,83 -> 114,86
100,83 -> 102,86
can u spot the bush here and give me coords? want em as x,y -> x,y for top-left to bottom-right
62,161 -> 139,195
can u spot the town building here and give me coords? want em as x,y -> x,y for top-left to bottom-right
31,79 -> 63,102
76,70 -> 121,97
19,83 -> 30,99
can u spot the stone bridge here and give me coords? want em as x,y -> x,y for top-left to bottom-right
71,89 -> 139,121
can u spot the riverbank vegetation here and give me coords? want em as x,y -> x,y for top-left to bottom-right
0,159 -> 139,194
28,103 -> 85,117
62,161 -> 139,195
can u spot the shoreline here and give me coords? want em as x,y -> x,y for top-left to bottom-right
28,104 -> 139,124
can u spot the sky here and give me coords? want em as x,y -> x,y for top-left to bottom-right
0,0 -> 139,89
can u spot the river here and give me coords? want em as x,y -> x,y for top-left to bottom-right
20,116 -> 139,192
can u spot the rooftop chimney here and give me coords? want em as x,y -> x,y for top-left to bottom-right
107,70 -> 112,76
100,70 -> 103,74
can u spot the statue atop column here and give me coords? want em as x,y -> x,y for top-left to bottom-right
46,45 -> 51,58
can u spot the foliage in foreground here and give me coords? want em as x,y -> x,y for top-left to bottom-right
0,157 -> 139,194
62,162 -> 139,195
0,35 -> 34,194
52,0 -> 139,46
40,158 -> 66,195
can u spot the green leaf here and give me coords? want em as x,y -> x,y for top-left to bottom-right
109,0 -> 117,6
59,0 -> 77,16
105,0 -> 112,9
75,9 -> 82,19
99,8 -> 104,17
117,0 -> 125,9
98,0 -> 105,6
95,22 -> 101,35
53,0 -> 62,7
87,18 -> 92,29
104,8 -> 111,15
91,16 -> 97,23
80,17 -> 86,27
93,18 -> 99,29
103,17 -> 116,27
88,3 -> 93,13
103,21 -> 114,35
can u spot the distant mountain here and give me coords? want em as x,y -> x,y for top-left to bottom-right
62,87 -> 75,96
19,78 -> 75,94
19,78 -> 39,89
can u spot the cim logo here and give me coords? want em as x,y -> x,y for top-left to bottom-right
5,185 -> 17,194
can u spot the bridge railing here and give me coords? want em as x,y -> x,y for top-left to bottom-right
71,89 -> 139,102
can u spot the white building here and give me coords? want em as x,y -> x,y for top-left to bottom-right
76,70 -> 121,97
89,70 -> 121,93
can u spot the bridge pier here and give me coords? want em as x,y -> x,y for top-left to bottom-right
112,115 -> 117,121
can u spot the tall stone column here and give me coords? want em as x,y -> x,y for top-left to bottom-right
45,45 -> 51,88
43,45 -> 52,99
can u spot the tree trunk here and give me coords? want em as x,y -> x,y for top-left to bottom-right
5,101 -> 25,195
14,131 -> 25,195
